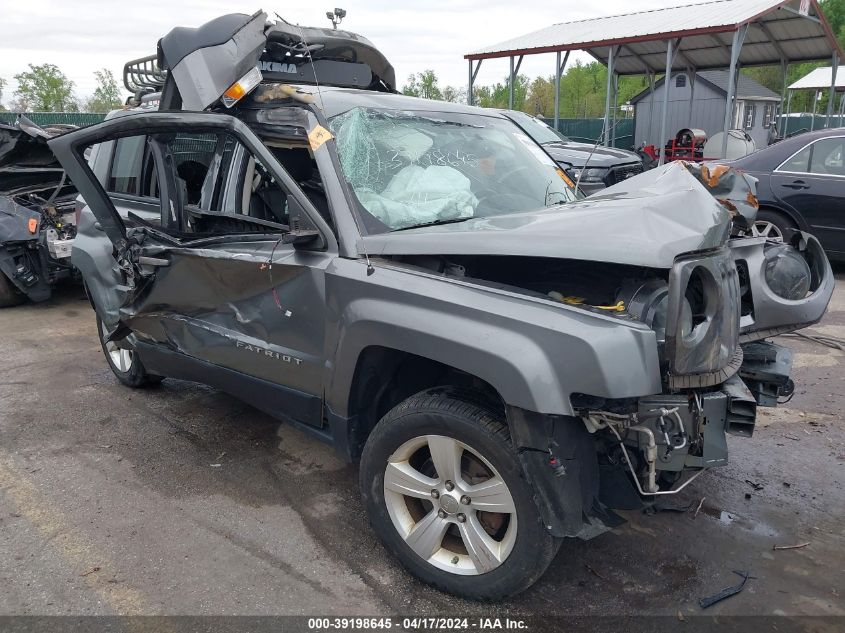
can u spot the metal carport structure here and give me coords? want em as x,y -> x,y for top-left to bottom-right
783,66 -> 845,134
465,0 -> 843,160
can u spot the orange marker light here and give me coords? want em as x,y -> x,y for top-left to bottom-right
223,83 -> 246,102
28,218 -> 38,234
221,66 -> 263,108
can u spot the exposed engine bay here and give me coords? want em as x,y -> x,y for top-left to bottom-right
380,162 -> 832,502
0,117 -> 79,306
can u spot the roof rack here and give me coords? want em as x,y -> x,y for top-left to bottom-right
123,11 -> 397,112
123,55 -> 167,93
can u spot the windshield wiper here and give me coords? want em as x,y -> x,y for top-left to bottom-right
391,217 -> 473,232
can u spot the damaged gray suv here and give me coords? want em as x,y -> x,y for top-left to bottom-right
50,12 -> 834,600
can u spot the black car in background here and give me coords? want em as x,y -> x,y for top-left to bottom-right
732,128 -> 845,261
498,110 -> 644,195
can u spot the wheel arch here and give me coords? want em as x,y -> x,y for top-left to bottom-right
342,345 -> 507,460
757,202 -> 807,232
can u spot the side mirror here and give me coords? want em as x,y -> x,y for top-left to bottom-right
285,196 -> 325,249
282,229 -> 321,245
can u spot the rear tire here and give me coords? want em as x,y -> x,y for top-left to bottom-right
752,209 -> 797,242
96,315 -> 163,388
0,272 -> 25,308
359,388 -> 559,600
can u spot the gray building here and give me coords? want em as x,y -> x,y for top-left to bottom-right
631,70 -> 781,151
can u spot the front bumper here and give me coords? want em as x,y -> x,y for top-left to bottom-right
510,341 -> 793,540
612,340 -> 792,494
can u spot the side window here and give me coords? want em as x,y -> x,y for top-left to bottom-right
108,134 -> 218,205
103,129 -> 326,239
143,130 -> 301,237
778,144 -> 812,173
108,136 -> 146,195
167,133 -> 218,205
809,138 -> 845,176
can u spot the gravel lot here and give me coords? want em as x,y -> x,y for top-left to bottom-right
1,268 -> 843,620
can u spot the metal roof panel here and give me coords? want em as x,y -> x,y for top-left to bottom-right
466,0 -> 842,70
788,66 -> 845,90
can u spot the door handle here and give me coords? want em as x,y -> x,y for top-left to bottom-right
137,256 -> 170,268
781,180 -> 809,190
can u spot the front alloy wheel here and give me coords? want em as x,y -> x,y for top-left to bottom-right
751,219 -> 784,241
383,434 -> 517,576
360,389 -> 559,600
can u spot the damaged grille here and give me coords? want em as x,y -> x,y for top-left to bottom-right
605,162 -> 643,186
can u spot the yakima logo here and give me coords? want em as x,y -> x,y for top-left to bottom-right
259,61 -> 299,75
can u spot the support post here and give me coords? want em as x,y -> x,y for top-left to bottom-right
508,56 -> 515,110
779,59 -> 789,114
603,46 -> 617,146
827,54 -> 839,127
467,59 -> 482,107
721,26 -> 747,159
468,59 -> 474,106
611,73 -> 619,147
784,89 -> 793,137
554,51 -> 561,130
658,40 -> 674,165
811,89 -> 819,130
688,69 -> 696,122
554,51 -> 569,132
646,72 -> 655,147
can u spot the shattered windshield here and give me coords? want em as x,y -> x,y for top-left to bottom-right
328,107 -> 577,233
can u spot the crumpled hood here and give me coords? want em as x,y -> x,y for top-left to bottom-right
361,162 -> 734,269
542,141 -> 641,168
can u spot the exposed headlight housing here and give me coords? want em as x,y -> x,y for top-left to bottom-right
619,279 -> 693,345
572,167 -> 608,183
763,243 -> 812,301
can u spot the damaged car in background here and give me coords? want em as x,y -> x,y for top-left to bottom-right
51,10 -> 835,600
0,117 -> 79,307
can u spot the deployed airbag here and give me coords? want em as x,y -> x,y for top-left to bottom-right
356,165 -> 477,229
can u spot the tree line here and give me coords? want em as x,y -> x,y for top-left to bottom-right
401,59 -> 842,121
0,64 -> 124,113
403,63 -> 649,118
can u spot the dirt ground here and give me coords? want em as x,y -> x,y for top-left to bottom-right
1,267 -> 843,622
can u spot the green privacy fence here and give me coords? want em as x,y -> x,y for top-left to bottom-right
0,112 -> 106,127
3,112 -> 840,144
2,111 -> 641,149
779,114 -> 845,137
539,115 -> 843,149
540,117 -> 636,150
